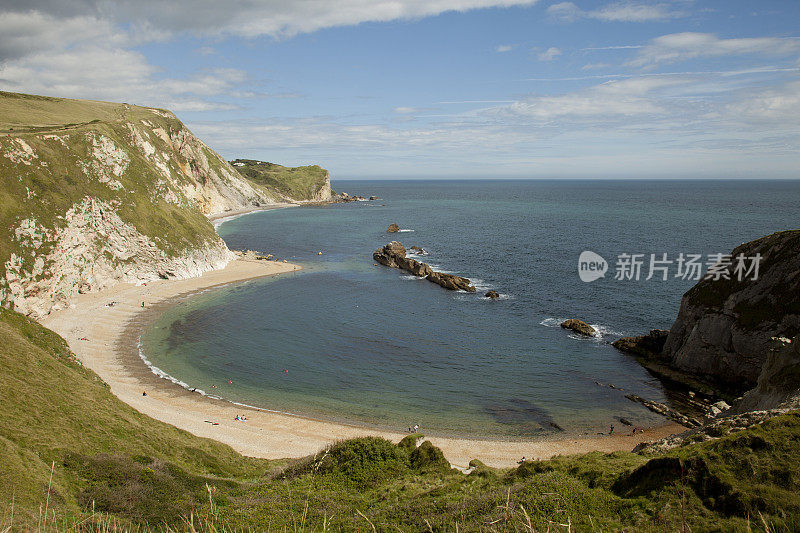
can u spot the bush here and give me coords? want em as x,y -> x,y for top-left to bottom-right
318,437 -> 409,487
409,441 -> 450,472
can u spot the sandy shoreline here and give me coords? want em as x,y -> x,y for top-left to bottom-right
40,252 -> 684,468
207,203 -> 298,226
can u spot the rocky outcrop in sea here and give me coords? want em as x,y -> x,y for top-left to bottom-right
373,241 -> 476,292
560,319 -> 596,336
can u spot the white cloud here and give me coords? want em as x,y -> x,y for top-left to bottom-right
629,33 -> 800,67
581,62 -> 611,70
495,44 -> 515,52
0,1 -> 542,111
500,76 -> 681,120
1,1 -> 541,44
0,11 -> 127,60
537,47 -> 563,61
394,107 -> 421,114
725,80 -> 800,124
547,1 -> 683,23
0,43 -> 251,108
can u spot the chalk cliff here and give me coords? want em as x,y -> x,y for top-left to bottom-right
0,92 -> 305,317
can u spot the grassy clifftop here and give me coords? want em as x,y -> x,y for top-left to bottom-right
231,158 -> 332,202
2,305 -> 798,530
0,91 -> 333,317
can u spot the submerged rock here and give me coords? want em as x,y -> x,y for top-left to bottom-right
387,223 -> 400,233
560,319 -> 596,336
409,245 -> 428,255
485,290 -> 500,299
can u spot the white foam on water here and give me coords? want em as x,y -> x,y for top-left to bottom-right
137,337 -> 192,389
397,228 -> 415,232
137,338 -> 305,418
540,317 -> 629,343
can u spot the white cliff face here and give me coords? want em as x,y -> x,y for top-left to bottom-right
4,197 -> 234,318
309,171 -> 333,202
0,102 -> 279,318
125,119 -> 278,214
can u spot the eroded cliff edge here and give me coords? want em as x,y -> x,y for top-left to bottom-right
615,230 -> 800,412
0,91 -> 323,317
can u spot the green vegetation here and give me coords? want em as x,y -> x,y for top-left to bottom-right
1,306 -> 799,531
0,91 -> 223,301
231,159 -> 329,201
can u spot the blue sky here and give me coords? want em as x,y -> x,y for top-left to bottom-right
1,1 -> 799,178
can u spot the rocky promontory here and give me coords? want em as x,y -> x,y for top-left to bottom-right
373,241 -> 475,292
614,230 -> 800,413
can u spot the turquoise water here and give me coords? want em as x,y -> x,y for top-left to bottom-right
140,180 -> 800,438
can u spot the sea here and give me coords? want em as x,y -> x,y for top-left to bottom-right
139,179 -> 800,439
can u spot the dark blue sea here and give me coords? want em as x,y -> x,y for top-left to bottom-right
139,180 -> 800,438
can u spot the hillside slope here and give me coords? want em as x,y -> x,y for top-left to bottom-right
0,92 -> 294,317
2,305 -> 799,530
0,306 -> 270,527
231,158 -> 333,202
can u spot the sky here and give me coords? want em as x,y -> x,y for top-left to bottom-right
1,0 -> 799,179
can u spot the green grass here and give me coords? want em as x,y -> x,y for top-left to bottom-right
2,306 -> 799,531
230,159 -> 329,201
0,92 -> 224,303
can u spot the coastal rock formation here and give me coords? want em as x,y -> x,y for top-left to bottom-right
734,336 -> 800,413
229,159 -> 333,203
560,319 -> 596,336
625,394 -> 703,428
373,241 -> 407,268
0,91 -> 306,317
427,271 -> 476,292
612,330 -> 669,357
387,223 -> 400,233
485,290 -> 500,299
612,230 -> 800,427
409,246 -> 427,255
662,230 -> 800,391
337,192 -> 367,202
373,241 -> 474,292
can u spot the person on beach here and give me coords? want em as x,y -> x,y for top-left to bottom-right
609,424 -> 614,435
142,391 -> 147,396
141,302 -> 145,308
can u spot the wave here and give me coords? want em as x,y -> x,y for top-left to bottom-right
397,228 -> 414,232
136,337 -> 304,417
137,337 -> 197,391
